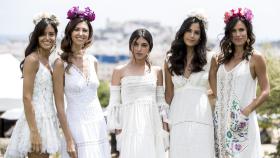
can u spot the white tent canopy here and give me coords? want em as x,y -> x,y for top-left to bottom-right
0,53 -> 23,112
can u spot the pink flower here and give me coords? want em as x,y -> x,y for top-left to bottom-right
223,8 -> 254,24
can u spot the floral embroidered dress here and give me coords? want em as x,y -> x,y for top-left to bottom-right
214,56 -> 262,158
4,62 -> 61,158
61,55 -> 111,158
107,69 -> 169,158
168,52 -> 215,158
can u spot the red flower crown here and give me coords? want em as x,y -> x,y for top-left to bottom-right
224,8 -> 253,24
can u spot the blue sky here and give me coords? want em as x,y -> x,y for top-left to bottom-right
0,0 -> 279,41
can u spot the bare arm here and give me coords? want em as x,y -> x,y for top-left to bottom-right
22,54 -> 41,152
94,60 -> 98,75
208,55 -> 219,96
53,59 -> 77,158
164,61 -> 174,105
242,53 -> 270,116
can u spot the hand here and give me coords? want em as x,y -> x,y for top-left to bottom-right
30,131 -> 42,153
163,122 -> 169,132
241,106 -> 252,117
115,129 -> 122,135
66,139 -> 77,158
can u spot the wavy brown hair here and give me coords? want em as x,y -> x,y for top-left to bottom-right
167,17 -> 207,76
60,18 -> 93,72
20,18 -> 58,73
219,16 -> 255,64
129,28 -> 153,71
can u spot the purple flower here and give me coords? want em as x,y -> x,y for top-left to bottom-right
66,6 -> 95,22
239,122 -> 246,128
235,144 -> 242,151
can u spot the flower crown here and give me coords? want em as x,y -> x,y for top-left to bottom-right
187,9 -> 208,29
224,8 -> 253,24
33,12 -> 59,26
67,6 -> 95,22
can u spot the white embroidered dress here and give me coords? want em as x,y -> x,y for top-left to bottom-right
61,55 -> 111,158
214,56 -> 262,158
168,52 -> 215,158
4,62 -> 61,158
107,70 -> 169,158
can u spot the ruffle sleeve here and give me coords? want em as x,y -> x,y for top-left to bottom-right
106,85 -> 122,132
156,86 -> 169,123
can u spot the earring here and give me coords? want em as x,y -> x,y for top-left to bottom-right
246,39 -> 250,50
228,42 -> 232,54
50,43 -> 57,54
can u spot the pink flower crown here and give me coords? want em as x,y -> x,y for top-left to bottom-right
67,6 -> 95,22
224,8 -> 253,24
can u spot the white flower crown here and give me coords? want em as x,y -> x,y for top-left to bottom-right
33,12 -> 59,26
187,9 -> 208,30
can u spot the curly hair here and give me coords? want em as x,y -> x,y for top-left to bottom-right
167,17 -> 207,76
60,18 -> 93,72
219,16 -> 255,64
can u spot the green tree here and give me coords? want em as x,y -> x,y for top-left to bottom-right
97,80 -> 110,108
256,45 -> 280,157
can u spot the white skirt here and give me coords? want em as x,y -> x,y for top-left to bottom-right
4,114 -> 61,158
169,121 -> 215,158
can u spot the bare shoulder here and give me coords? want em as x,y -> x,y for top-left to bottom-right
251,50 -> 266,63
151,65 -> 162,73
113,64 -> 127,76
54,57 -> 65,68
111,64 -> 127,85
24,52 -> 39,67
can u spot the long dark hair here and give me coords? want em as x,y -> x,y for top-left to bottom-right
129,28 -> 153,71
60,18 -> 93,72
167,17 -> 207,76
20,18 -> 58,73
219,17 -> 255,64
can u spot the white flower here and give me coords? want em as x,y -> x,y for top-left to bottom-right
187,9 -> 208,30
33,12 -> 59,26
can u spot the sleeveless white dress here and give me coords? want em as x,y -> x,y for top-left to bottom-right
107,69 -> 169,158
214,56 -> 262,158
4,62 -> 61,158
61,55 -> 111,158
168,52 -> 215,158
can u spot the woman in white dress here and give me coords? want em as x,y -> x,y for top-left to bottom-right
107,28 -> 169,158
4,13 -> 61,158
53,6 -> 110,158
209,8 -> 270,158
164,11 -> 214,158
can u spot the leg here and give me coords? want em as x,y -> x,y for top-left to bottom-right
28,152 -> 49,158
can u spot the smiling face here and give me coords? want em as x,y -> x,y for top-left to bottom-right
230,20 -> 248,47
71,21 -> 90,47
183,22 -> 201,48
38,24 -> 56,51
131,37 -> 150,61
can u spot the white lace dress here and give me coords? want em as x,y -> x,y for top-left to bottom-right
107,71 -> 169,158
61,55 -> 111,158
4,62 -> 61,158
214,57 -> 262,158
168,52 -> 215,158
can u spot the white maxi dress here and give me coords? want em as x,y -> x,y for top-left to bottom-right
168,52 -> 215,158
61,55 -> 111,158
107,69 -> 169,158
214,55 -> 262,158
